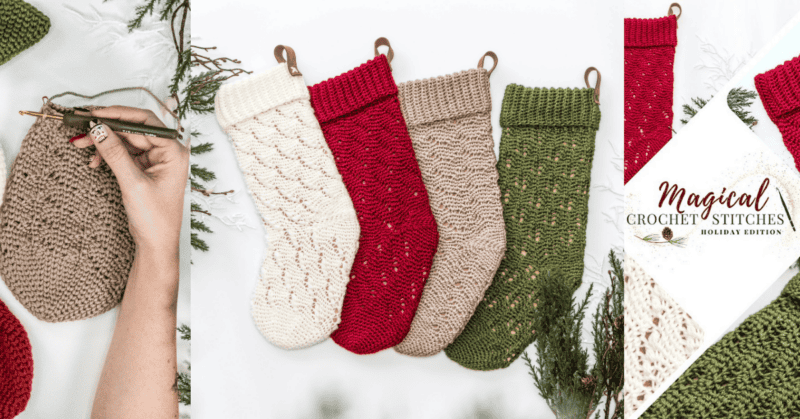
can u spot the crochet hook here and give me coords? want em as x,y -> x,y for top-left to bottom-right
777,187 -> 796,232
18,110 -> 180,140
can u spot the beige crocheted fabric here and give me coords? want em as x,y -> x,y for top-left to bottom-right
0,102 -> 135,322
394,67 -> 506,356
624,255 -> 704,416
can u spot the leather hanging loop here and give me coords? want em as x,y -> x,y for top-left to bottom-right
668,3 -> 682,26
477,51 -> 498,77
584,67 -> 601,105
374,37 -> 394,70
274,45 -> 302,76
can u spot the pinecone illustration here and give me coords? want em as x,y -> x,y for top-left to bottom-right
662,227 -> 674,241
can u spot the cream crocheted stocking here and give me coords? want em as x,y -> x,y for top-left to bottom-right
624,255 -> 704,416
215,49 -> 360,349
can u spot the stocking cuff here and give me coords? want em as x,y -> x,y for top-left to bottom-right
499,84 -> 600,130
215,62 -> 309,129
624,16 -> 677,47
398,68 -> 492,126
754,55 -> 800,121
308,55 -> 397,123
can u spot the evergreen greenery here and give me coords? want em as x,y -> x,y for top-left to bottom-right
119,0 -> 249,252
680,87 -> 758,129
524,250 -> 624,419
177,324 -> 191,406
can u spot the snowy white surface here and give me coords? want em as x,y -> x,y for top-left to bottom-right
0,1 -> 191,417
191,0 -> 623,418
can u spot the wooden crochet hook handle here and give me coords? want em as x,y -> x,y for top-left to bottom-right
274,45 -> 302,76
585,67 -> 601,105
478,51 -> 498,77
374,37 -> 394,70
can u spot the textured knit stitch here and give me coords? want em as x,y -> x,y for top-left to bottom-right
0,0 -> 50,66
624,256 -> 704,417
641,272 -> 800,418
394,67 -> 506,357
309,54 -> 440,355
624,15 -> 677,184
445,83 -> 601,370
0,299 -> 33,419
0,102 -> 135,323
215,62 -> 360,350
755,54 -> 800,172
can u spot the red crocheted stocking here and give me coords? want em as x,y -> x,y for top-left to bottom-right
755,54 -> 800,172
0,299 -> 33,419
309,54 -> 439,354
624,15 -> 677,184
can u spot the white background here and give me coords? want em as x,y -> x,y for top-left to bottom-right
191,0 -> 623,418
0,1 -> 191,417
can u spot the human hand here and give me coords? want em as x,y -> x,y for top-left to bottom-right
71,106 -> 189,258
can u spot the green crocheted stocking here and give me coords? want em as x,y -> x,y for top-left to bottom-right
445,84 -> 600,370
641,273 -> 800,418
0,0 -> 50,66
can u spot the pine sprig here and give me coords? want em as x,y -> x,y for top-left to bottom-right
590,250 -> 624,419
176,324 -> 191,405
680,88 -> 758,129
525,251 -> 625,419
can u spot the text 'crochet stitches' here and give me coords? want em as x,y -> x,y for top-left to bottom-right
215,60 -> 360,350
0,299 -> 33,419
624,15 -> 677,184
755,54 -> 800,172
445,83 -> 600,370
394,67 -> 506,357
309,54 -> 440,355
642,272 -> 800,418
0,102 -> 135,323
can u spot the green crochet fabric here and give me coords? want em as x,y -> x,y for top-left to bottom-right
641,273 -> 800,418
0,0 -> 50,66
444,84 -> 601,371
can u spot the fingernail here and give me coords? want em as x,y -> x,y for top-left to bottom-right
89,121 -> 109,143
69,134 -> 87,143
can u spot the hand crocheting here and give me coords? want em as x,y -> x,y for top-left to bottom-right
71,106 -> 189,257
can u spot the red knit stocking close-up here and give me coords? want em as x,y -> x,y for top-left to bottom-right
624,15 -> 678,184
308,53 -> 439,355
0,299 -> 34,419
755,54 -> 800,172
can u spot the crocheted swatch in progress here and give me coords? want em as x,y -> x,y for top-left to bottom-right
641,272 -> 800,418
0,299 -> 33,419
0,103 -> 135,322
215,62 -> 360,349
445,84 -> 601,370
0,0 -> 50,66
755,54 -> 800,172
624,15 -> 677,184
624,256 -> 704,417
394,67 -> 506,357
309,54 -> 439,355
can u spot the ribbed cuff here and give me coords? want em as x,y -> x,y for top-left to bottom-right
499,84 -> 600,130
624,16 -> 678,48
397,68 -> 492,126
755,54 -> 800,121
308,54 -> 397,123
215,62 -> 309,129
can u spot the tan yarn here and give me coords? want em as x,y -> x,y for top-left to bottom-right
0,102 -> 135,322
624,255 -> 704,416
394,67 -> 506,356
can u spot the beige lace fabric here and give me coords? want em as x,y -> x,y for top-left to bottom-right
0,102 -> 135,322
624,255 -> 704,416
394,67 -> 506,356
